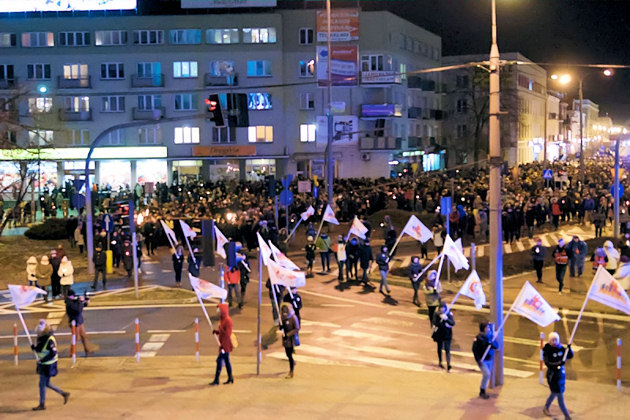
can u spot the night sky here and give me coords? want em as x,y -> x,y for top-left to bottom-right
144,0 -> 630,123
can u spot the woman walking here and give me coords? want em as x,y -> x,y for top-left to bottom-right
31,320 -> 70,410
210,303 -> 234,386
432,302 -> 455,371
280,302 -> 300,379
423,270 -> 442,326
543,332 -> 573,419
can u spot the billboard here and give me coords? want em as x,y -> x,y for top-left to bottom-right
317,8 -> 359,42
0,0 -> 136,12
317,45 -> 358,87
182,0 -> 276,8
316,115 -> 358,145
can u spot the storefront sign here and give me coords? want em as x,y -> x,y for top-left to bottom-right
192,145 -> 256,157
361,71 -> 402,85
317,9 -> 359,42
317,45 -> 359,87
0,147 -> 167,161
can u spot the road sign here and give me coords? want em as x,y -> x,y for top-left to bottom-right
543,169 -> 553,180
611,184 -> 625,197
71,193 -> 86,211
440,197 -> 452,216
280,175 -> 294,206
297,181 -> 312,193
102,214 -> 114,233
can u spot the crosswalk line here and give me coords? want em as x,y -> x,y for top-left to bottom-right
362,317 -> 414,328
139,333 -> 170,357
347,325 -> 420,337
515,241 -> 525,252
399,256 -> 411,268
477,246 -> 485,257
503,243 -> 511,254
540,236 -> 551,247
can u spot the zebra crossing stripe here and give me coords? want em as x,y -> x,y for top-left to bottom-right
503,243 -> 512,254
399,256 -> 411,268
139,334 -> 170,358
515,241 -> 525,252
540,236 -> 551,247
477,246 -> 485,257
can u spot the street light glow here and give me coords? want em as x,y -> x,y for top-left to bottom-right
603,68 -> 613,77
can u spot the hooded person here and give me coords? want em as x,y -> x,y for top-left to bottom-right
210,303 -> 234,386
614,254 -> 630,291
336,235 -> 347,282
37,256 -> 53,303
603,240 -> 620,275
31,319 -> 70,411
408,256 -> 423,306
58,256 -> 74,298
345,237 -> 360,280
27,256 -> 39,288
552,239 -> 569,294
423,270 -> 442,326
280,302 -> 300,379
49,250 -> 62,299
305,236 -> 316,277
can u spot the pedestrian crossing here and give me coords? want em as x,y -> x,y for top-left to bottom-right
139,333 -> 170,358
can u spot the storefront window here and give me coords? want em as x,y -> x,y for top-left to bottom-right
99,160 -> 131,189
245,158 -> 275,180
136,159 -> 167,184
209,159 -> 239,181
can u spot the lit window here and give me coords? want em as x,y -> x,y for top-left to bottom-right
248,125 -> 273,143
29,130 -> 53,146
247,60 -> 271,77
63,64 -> 88,80
0,33 -> 17,47
206,29 -> 239,44
247,93 -> 272,110
300,124 -> 316,143
299,59 -> 315,78
174,126 -> 200,144
95,30 -> 127,46
21,32 -> 54,47
242,28 -> 276,44
28,97 -> 52,113
209,60 -> 235,76
64,96 -> 90,112
173,61 -> 198,78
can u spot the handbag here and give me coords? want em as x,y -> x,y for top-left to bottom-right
431,326 -> 440,342
294,333 -> 301,347
230,332 -> 239,349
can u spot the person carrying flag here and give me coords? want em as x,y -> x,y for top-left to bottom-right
552,239 -> 569,294
472,321 -> 499,400
408,256 -> 423,306
210,303 -> 234,386
376,246 -> 391,295
432,302 -> 455,372
542,332 -> 573,419
31,320 -> 70,411
305,236 -> 316,278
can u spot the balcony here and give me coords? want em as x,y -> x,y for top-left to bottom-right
133,107 -> 165,120
204,73 -> 238,87
359,136 -> 401,150
408,107 -> 423,119
57,76 -> 91,89
59,109 -> 92,121
360,71 -> 401,86
408,76 -> 435,91
0,78 -> 17,89
360,103 -> 403,119
131,74 -> 164,88
407,136 -> 422,149
429,109 -> 444,120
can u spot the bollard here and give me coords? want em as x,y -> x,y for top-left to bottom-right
617,338 -> 622,391
539,332 -> 545,385
135,318 -> 140,363
195,318 -> 200,362
13,324 -> 18,366
71,320 -> 77,365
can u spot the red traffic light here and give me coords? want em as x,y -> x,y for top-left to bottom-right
205,98 -> 217,111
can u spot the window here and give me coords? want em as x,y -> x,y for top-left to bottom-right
299,59 -> 315,78
139,127 -> 160,145
102,96 -> 125,112
212,126 -> 236,144
173,61 -> 198,78
0,33 -> 17,47
174,126 -> 200,144
300,124 -> 316,143
101,63 -> 124,80
174,93 -> 197,111
95,30 -> 127,46
248,125 -> 273,143
29,130 -> 53,146
63,64 -> 88,80
133,30 -> 164,45
247,60 -> 271,77
169,29 -> 201,45
27,64 -> 51,80
206,29 -> 238,44
248,92 -> 272,110
59,31 -> 90,47
456,124 -> 468,138
138,95 -> 161,110
456,99 -> 468,113
242,27 -> 276,44
137,62 -> 161,78
400,63 -> 407,81
21,32 -> 54,47
361,54 -> 392,72
209,60 -> 235,76
28,97 -> 52,113
300,92 -> 314,110
64,96 -> 90,112
0,65 -> 14,82
299,28 -> 313,45
107,130 -> 122,145
70,129 -> 90,146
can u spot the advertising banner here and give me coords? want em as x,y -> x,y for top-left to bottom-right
1,0 -> 136,12
317,8 -> 359,42
182,0 -> 276,8
317,45 -> 358,87
316,115 -> 358,145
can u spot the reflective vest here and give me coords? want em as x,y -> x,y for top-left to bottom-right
554,249 -> 568,265
592,255 -> 606,269
36,336 -> 58,365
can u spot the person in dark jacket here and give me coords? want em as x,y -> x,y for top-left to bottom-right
552,239 -> 569,294
92,246 -> 107,291
172,245 -> 184,287
358,239 -> 374,284
31,320 -> 70,411
49,250 -> 61,299
566,235 -> 588,278
238,250 -> 251,299
210,303 -> 234,386
346,237 -> 360,280
305,236 -> 316,278
280,302 -> 300,379
385,226 -> 397,258
473,321 -> 499,399
283,287 -> 303,323
543,332 -> 574,419
432,302 -> 455,371
408,256 -> 423,306
531,238 -> 547,283
110,231 -> 122,268
187,249 -> 200,278
65,289 -> 93,357
375,246 -> 390,294
423,270 -> 442,326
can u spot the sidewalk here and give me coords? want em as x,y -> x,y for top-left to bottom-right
1,356 -> 627,419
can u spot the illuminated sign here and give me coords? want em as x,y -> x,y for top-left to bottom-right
317,9 -> 359,42
0,147 -> 167,160
317,45 -> 359,87
182,0 -> 276,8
360,104 -> 402,118
192,145 -> 256,157
0,0 -> 136,12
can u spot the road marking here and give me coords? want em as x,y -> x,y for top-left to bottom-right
350,323 -> 420,337
362,317 -> 415,327
540,236 -> 551,247
147,329 -> 186,334
477,246 -> 485,257
300,320 -> 341,328
503,243 -> 511,254
399,256 -> 411,268
387,310 -> 430,320
450,350 -> 539,367
139,333 -> 170,357
515,241 -> 525,252
233,329 -> 252,334
315,339 -> 418,358
320,303 -> 355,308
299,289 -> 385,309
148,334 -> 171,342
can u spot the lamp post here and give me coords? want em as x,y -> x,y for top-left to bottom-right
488,0 -> 504,387
325,0 -> 334,203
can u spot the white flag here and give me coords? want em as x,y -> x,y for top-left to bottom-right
587,266 -> 630,315
214,226 -> 228,259
269,241 -> 301,271
512,281 -> 560,327
267,259 -> 306,288
454,238 -> 464,253
179,220 -> 197,238
160,220 -> 177,245
189,274 -> 227,300
347,216 -> 368,240
301,205 -> 315,221
257,232 -> 273,266
8,285 -> 47,308
322,204 -> 339,225
459,270 -> 486,310
402,215 -> 432,243
443,235 -> 469,271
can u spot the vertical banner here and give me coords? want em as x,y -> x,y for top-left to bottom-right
317,8 -> 360,42
317,45 -> 359,87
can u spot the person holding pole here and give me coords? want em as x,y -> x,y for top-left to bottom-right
408,256 -> 423,306
432,302 -> 454,371
210,303 -> 234,386
65,289 -> 93,357
346,237 -> 360,281
31,320 -> 70,411
552,239 -> 569,294
542,332 -> 573,419
172,245 -> 184,287
423,270 -> 442,326
472,321 -> 499,400
336,235 -> 347,283
280,302 -> 300,379
376,246 -> 391,295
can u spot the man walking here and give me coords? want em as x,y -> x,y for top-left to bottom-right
92,246 -> 107,291
531,238 -> 547,283
65,289 -> 93,357
566,235 -> 587,278
473,322 -> 499,400
552,239 -> 569,294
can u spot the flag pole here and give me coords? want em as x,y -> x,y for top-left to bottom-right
193,288 -> 220,346
271,284 -> 283,333
257,248 -> 262,375
183,233 -> 197,264
314,217 -> 325,244
563,276 -> 594,362
388,230 -> 405,258
286,218 -> 302,243
416,254 -> 442,281
446,287 -> 464,313
14,305 -> 39,358
479,290 -> 520,362
159,220 -> 177,253
434,252 -> 446,290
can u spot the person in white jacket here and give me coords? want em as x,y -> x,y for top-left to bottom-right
336,235 -> 347,283
614,255 -> 630,291
603,240 -> 620,275
27,256 -> 39,287
58,256 -> 74,298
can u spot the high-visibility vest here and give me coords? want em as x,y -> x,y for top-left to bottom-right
554,249 -> 568,265
592,255 -> 606,269
36,336 -> 58,365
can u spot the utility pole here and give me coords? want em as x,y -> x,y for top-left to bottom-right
614,137 -> 620,238
325,0 -> 334,203
488,0 -> 504,387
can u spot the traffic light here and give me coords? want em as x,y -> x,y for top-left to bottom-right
205,94 -> 224,126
